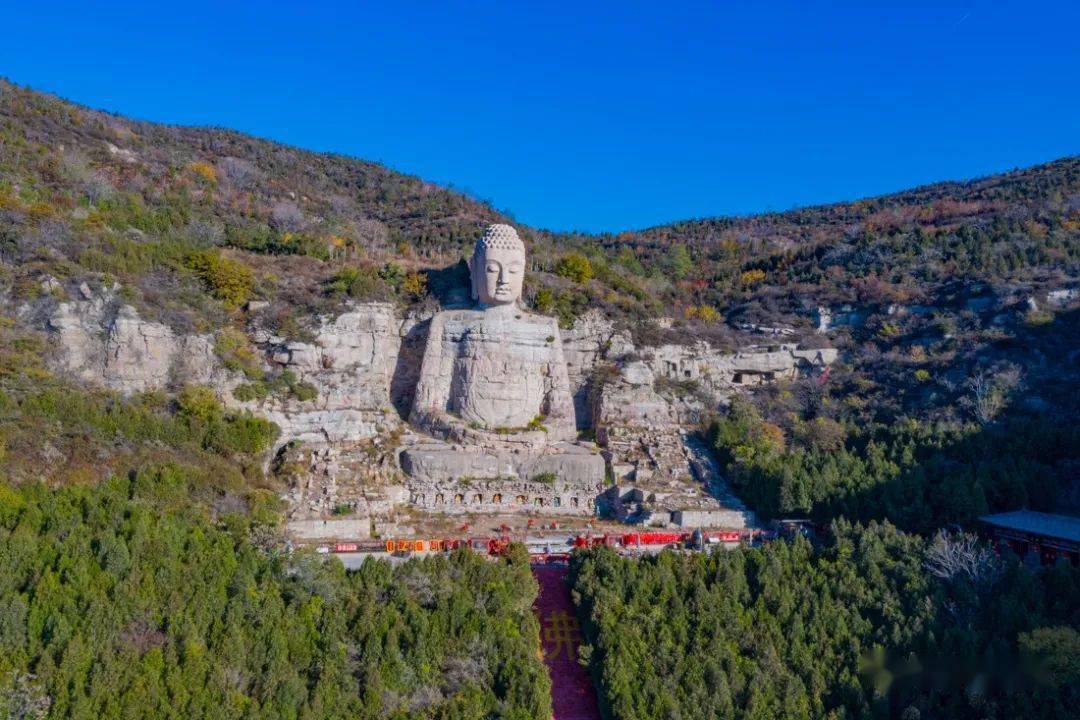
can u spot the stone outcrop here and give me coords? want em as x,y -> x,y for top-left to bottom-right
560,309 -> 632,427
248,303 -> 403,446
594,361 -> 684,479
592,360 -> 755,528
41,292 -> 407,450
815,305 -> 866,333
46,295 -> 227,392
1046,288 -> 1079,307
278,439 -> 405,527
645,342 -> 837,396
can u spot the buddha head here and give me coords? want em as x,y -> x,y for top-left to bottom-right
470,224 -> 525,307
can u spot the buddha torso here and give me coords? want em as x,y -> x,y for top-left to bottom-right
412,306 -> 576,442
409,224 -> 577,444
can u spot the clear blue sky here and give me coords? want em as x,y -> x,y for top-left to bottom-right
1,1 -> 1077,232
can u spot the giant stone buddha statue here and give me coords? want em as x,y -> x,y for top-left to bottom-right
411,224 -> 576,441
401,224 -> 605,504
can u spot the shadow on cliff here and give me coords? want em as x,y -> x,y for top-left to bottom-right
426,260 -> 471,308
390,317 -> 429,420
389,260 -> 471,421
810,306 -> 1080,532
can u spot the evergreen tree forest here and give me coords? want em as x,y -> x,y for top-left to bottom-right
570,523 -> 1080,720
710,397 -> 1079,532
0,474 -> 551,720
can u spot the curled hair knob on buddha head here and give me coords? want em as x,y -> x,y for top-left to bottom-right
472,223 -> 526,256
470,224 -> 526,306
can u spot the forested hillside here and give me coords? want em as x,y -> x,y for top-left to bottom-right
1,78 -> 1078,720
3,77 -> 1076,428
4,76 -> 1077,324
571,527 -> 1080,720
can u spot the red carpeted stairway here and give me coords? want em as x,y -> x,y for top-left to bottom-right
532,565 -> 603,720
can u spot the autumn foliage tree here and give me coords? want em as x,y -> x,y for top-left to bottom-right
554,253 -> 593,283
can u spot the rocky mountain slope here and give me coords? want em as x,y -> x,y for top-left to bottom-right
1,79 -> 1077,526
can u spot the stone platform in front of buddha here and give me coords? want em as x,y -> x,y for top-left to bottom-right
399,434 -> 607,515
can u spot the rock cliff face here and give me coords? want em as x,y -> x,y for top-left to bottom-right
560,309 -> 634,427
45,293 -> 229,392
278,439 -> 405,525
646,342 -> 838,394
34,294 -> 834,532
591,360 -> 756,528
249,304 -> 403,446
39,292 -> 408,449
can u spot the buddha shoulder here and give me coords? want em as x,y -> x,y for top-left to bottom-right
434,307 -> 561,341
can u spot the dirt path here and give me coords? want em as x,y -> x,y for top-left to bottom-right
532,565 -> 603,720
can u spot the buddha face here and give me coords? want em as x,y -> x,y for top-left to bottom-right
471,245 -> 524,306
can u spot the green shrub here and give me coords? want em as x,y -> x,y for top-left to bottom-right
665,243 -> 693,280
1019,626 -> 1080,688
291,381 -> 318,402
214,327 -> 263,379
877,322 -> 902,340
207,412 -> 278,455
232,381 -> 269,402
401,270 -> 428,299
553,288 -> 588,328
177,384 -> 279,456
234,373 -> 316,403
378,261 -> 406,288
327,265 -> 390,300
534,287 -> 554,313
187,249 -> 254,308
1025,309 -> 1054,327
177,384 -> 223,424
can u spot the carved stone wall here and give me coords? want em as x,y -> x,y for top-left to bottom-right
279,439 -> 405,522
645,342 -> 838,396
248,303 -> 404,446
560,309 -> 633,428
408,477 -> 602,516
